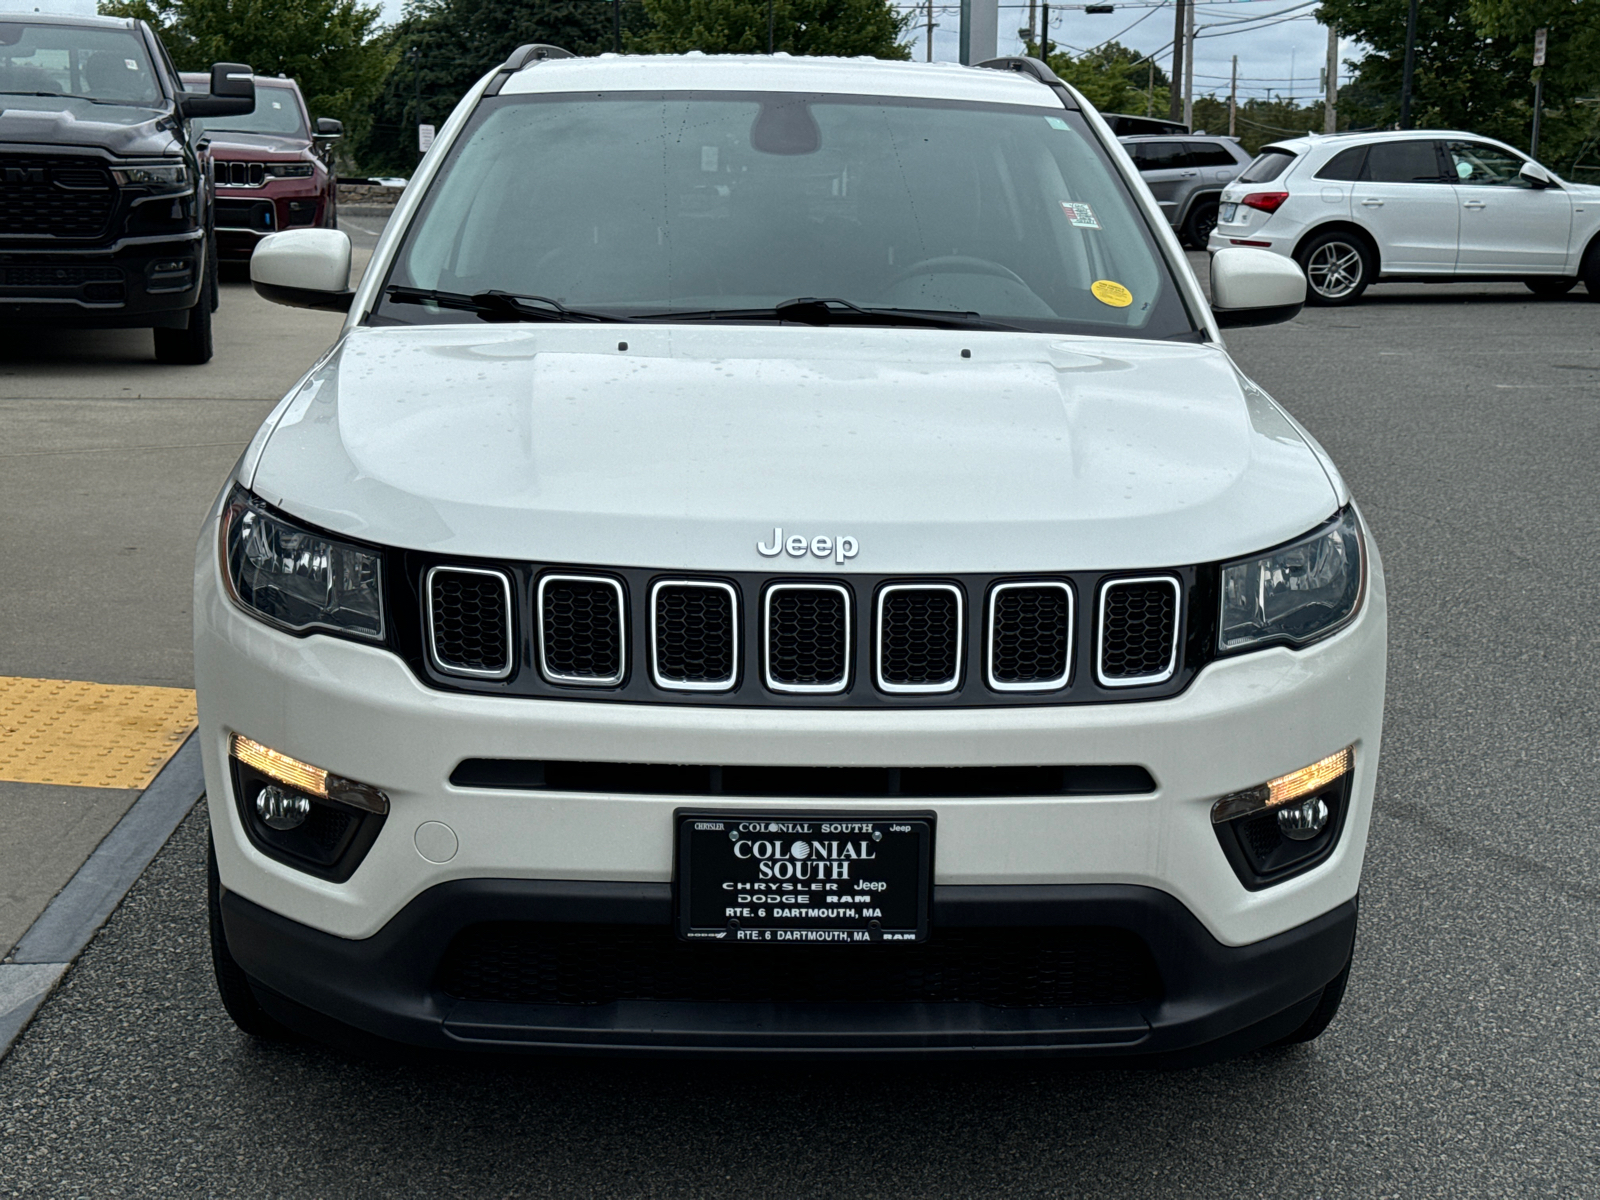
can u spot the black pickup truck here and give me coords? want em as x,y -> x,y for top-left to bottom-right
0,14 -> 253,363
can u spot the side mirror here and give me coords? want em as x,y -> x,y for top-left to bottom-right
1519,160 -> 1555,189
1209,247 -> 1306,328
251,228 -> 354,311
180,62 -> 255,118
315,117 -> 344,139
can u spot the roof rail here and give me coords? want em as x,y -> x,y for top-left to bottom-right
504,44 -> 575,70
973,56 -> 1079,110
485,44 -> 574,96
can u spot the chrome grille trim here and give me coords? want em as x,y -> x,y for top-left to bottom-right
763,582 -> 851,695
875,582 -> 963,695
986,580 -> 1073,692
1096,575 -> 1181,688
213,160 -> 268,188
537,573 -> 626,687
425,565 -> 514,681
650,579 -> 739,692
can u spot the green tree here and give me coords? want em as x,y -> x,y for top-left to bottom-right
100,0 -> 393,150
1030,40 -> 1168,117
357,0 -> 623,175
630,0 -> 910,58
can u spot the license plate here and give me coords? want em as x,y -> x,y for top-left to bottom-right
675,811 -> 933,945
1220,202 -> 1237,222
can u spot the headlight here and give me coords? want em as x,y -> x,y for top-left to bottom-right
221,489 -> 384,641
112,163 -> 189,188
1219,507 -> 1364,653
263,163 -> 315,178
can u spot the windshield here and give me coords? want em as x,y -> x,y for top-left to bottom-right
375,91 -> 1195,338
0,21 -> 161,106
188,82 -> 307,137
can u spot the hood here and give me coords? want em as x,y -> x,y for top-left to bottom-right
0,97 -> 178,155
204,131 -> 311,156
249,325 -> 1340,574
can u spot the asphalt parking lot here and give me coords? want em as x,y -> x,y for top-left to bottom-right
2,247 -> 1598,1196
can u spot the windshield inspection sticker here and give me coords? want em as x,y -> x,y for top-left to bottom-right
1092,279 -> 1134,308
1061,201 -> 1101,229
1045,116 -> 1070,131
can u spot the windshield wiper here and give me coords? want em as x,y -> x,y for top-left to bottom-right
385,286 -> 630,323
0,91 -> 126,106
650,297 -> 1021,331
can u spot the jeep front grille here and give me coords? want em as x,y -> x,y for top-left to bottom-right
652,580 -> 737,691
1097,576 -> 1180,686
876,584 -> 962,693
538,574 -> 625,686
988,582 -> 1073,690
403,562 -> 1201,706
764,584 -> 850,693
214,160 -> 268,187
426,567 -> 512,680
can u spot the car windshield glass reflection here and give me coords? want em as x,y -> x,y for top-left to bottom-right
378,92 -> 1194,338
190,84 -> 307,137
0,21 -> 161,107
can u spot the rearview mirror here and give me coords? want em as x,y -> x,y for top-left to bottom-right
180,62 -> 255,118
1519,160 -> 1555,189
1209,248 -> 1306,329
251,228 -> 354,312
314,117 -> 344,139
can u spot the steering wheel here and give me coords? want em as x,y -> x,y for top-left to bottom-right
886,255 -> 1031,290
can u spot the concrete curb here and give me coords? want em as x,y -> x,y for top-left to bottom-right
0,732 -> 204,1063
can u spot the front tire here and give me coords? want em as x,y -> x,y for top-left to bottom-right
1525,277 -> 1577,297
1182,198 -> 1219,250
1296,231 -> 1374,306
1581,243 -> 1600,300
153,243 -> 216,364
208,836 -> 291,1039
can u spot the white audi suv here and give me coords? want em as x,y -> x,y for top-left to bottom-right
196,50 -> 1385,1062
1208,129 -> 1600,305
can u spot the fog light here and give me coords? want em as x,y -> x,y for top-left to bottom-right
229,733 -> 388,814
256,784 -> 310,830
1211,745 -> 1354,824
1277,796 -> 1329,841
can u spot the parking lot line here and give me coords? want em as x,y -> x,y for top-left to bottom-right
0,676 -> 197,789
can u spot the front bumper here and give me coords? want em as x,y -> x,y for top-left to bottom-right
223,877 -> 1358,1059
0,232 -> 204,326
214,180 -> 330,257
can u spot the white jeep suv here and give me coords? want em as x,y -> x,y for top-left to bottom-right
196,49 -> 1386,1062
1208,129 -> 1600,305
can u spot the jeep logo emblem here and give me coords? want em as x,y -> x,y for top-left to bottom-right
757,527 -> 859,565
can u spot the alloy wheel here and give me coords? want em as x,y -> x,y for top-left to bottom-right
1305,241 -> 1365,301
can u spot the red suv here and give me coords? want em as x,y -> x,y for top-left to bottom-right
181,73 -> 339,259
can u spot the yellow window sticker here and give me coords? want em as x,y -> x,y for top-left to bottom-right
1092,280 -> 1133,308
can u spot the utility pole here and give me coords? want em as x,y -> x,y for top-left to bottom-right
1531,26 -> 1547,158
1026,0 -> 1036,50
1169,0 -> 1185,124
1147,60 -> 1155,117
613,0 -> 622,53
1324,23 -> 1337,134
1229,54 -> 1237,138
927,0 -> 935,61
768,0 -> 775,53
1183,0 -> 1195,129
1399,0 -> 1419,128
408,45 -> 421,166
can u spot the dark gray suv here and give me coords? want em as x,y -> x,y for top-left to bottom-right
1121,134 -> 1251,249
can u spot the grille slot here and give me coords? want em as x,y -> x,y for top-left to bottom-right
651,580 -> 737,691
0,156 -> 115,238
538,574 -> 626,686
988,582 -> 1072,691
1098,576 -> 1180,686
438,922 -> 1163,1009
764,584 -> 850,693
876,584 -> 962,694
426,567 -> 513,680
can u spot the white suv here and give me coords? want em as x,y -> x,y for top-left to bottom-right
197,50 -> 1386,1062
1209,129 -> 1600,305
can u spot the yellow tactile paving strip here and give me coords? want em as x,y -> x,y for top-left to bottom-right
0,676 -> 197,789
